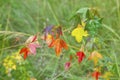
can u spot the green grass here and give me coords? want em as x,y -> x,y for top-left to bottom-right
0,0 -> 120,80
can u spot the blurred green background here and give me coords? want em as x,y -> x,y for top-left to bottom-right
0,0 -> 120,80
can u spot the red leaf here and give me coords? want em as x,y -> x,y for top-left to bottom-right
65,62 -> 71,70
69,55 -> 73,61
55,41 -> 62,56
32,35 -> 37,42
23,52 -> 28,60
76,51 -> 85,63
49,39 -> 56,47
92,71 -> 101,80
20,47 -> 29,60
60,39 -> 68,50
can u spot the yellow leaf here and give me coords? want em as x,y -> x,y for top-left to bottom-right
89,51 -> 102,66
71,24 -> 88,43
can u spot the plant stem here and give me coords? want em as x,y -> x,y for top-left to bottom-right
114,53 -> 120,77
0,31 -> 31,36
0,5 -> 11,58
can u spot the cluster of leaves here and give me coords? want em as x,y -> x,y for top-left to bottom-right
1,8 -> 114,80
72,8 -> 102,36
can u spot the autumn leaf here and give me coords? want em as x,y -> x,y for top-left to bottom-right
69,55 -> 73,61
64,62 -> 71,71
41,34 -> 54,45
88,51 -> 102,66
56,26 -> 62,36
28,43 -> 40,55
71,24 -> 88,43
43,26 -> 62,39
20,35 -> 40,59
25,35 -> 37,44
76,51 -> 85,63
49,38 -> 68,56
20,47 -> 30,60
92,71 -> 101,80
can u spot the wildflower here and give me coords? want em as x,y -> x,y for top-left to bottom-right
3,51 -> 23,76
3,56 -> 16,74
14,51 -> 23,61
71,24 -> 88,43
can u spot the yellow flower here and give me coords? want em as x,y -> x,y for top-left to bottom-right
14,53 -> 22,61
2,50 -> 24,75
12,65 -> 16,70
3,55 -> 17,74
13,50 -> 23,62
71,24 -> 88,43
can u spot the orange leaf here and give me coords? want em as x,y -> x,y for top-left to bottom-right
92,71 -> 101,80
49,39 -> 56,47
49,38 -> 68,56
69,55 -> 73,61
20,47 -> 29,60
60,39 -> 68,50
55,40 -> 62,56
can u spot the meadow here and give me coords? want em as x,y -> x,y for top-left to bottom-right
0,0 -> 120,80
